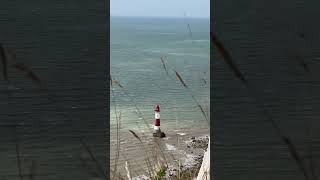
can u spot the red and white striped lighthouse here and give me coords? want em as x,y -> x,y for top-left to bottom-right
154,105 -> 160,131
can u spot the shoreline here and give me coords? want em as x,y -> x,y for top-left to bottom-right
164,135 -> 209,179
131,131 -> 210,180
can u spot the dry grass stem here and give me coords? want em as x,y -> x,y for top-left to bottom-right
160,57 -> 168,75
0,44 -> 42,86
15,140 -> 23,180
80,137 -> 106,178
211,32 -> 247,83
29,160 -> 36,180
0,43 -> 8,81
174,70 -> 188,88
211,31 -> 310,179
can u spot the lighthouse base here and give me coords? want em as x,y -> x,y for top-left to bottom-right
153,129 -> 166,138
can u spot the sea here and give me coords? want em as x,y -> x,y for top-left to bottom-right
110,16 -> 210,177
213,0 -> 320,179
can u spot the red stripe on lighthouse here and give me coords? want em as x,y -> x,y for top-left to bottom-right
154,105 -> 160,112
155,119 -> 160,126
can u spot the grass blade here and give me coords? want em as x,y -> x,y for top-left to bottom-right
184,12 -> 194,44
112,80 -> 123,88
80,137 -> 106,178
15,139 -> 23,180
159,59 -> 209,122
128,130 -> 142,143
29,160 -> 36,180
282,136 -> 309,180
125,161 -> 132,180
128,130 -> 155,177
0,43 -> 8,81
187,24 -> 193,41
247,82 -> 309,180
306,123 -> 317,180
160,57 -> 168,75
0,45 -> 42,86
110,77 -> 170,172
211,32 -> 247,83
174,70 -> 188,88
298,32 -> 306,39
111,83 -> 122,179
211,31 -> 310,179
295,55 -> 310,73
12,63 -> 41,85
110,77 -> 152,129
110,74 -> 113,86
174,69 -> 208,122
201,78 -> 207,85
197,104 -> 207,121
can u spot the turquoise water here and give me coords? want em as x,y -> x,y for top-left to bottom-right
110,16 -> 210,177
111,16 -> 210,132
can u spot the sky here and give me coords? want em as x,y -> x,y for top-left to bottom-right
111,0 -> 210,18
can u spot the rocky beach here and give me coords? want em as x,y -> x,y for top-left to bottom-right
130,131 -> 210,180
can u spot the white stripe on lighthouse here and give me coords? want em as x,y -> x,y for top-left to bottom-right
155,112 -> 160,119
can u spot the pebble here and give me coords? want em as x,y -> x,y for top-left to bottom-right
163,135 -> 210,179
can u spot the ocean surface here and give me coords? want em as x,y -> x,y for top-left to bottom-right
213,0 -> 320,179
110,16 -> 210,177
0,1 -> 107,180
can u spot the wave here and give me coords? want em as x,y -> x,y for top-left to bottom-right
170,39 -> 209,44
166,143 -> 177,151
159,32 -> 177,35
167,52 -> 208,58
177,132 -> 187,136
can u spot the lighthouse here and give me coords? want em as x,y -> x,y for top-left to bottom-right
153,104 -> 165,138
154,105 -> 160,131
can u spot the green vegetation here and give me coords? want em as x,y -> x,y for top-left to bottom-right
152,167 -> 167,180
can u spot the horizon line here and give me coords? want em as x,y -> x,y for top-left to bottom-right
110,15 -> 210,19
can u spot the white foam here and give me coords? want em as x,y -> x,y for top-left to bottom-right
177,132 -> 187,136
166,143 -> 177,151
